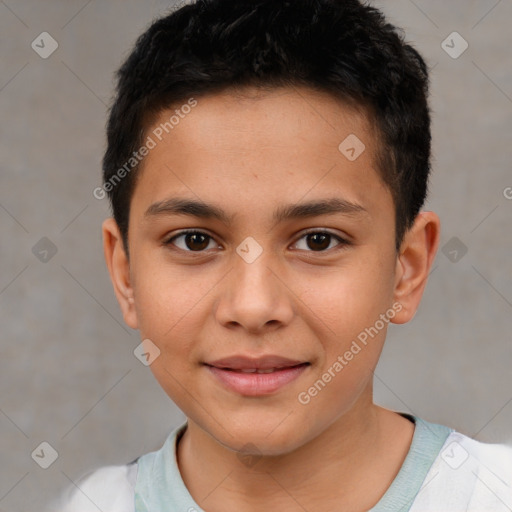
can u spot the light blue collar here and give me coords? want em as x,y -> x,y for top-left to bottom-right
369,413 -> 453,511
134,413 -> 452,511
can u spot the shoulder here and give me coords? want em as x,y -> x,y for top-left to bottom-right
447,430 -> 512,475
47,462 -> 137,512
412,430 -> 512,511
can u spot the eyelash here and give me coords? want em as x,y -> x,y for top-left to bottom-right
163,229 -> 351,255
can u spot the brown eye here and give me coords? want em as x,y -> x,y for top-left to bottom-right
166,231 -> 216,252
306,233 -> 331,251
294,231 -> 348,252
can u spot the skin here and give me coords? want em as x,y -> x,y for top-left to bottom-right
103,85 -> 440,511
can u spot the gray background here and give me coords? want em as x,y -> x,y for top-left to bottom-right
1,0 -> 511,509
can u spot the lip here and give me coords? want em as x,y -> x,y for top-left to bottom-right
205,356 -> 310,396
206,355 -> 307,370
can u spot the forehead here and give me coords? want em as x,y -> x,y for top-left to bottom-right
131,85 -> 391,222
151,85 -> 376,156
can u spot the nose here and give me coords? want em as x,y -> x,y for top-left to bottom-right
214,248 -> 294,335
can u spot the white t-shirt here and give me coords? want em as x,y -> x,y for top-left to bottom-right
49,414 -> 512,511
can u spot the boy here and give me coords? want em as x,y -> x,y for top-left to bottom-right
53,0 -> 512,510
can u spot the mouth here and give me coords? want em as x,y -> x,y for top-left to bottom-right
205,354 -> 309,371
204,360 -> 310,396
208,364 -> 308,373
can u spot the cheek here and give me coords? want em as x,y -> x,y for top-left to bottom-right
300,261 -> 395,340
133,268 -> 201,403
131,260 -> 201,344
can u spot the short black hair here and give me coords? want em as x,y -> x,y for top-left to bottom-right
102,0 -> 432,255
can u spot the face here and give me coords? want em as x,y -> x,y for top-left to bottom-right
104,86 -> 435,456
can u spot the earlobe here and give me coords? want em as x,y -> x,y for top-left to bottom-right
102,218 -> 139,330
391,211 -> 440,324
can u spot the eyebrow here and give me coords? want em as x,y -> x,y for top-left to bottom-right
144,197 -> 367,225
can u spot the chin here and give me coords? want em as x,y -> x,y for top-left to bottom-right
214,421 -> 307,458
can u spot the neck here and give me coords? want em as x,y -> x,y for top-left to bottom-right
176,396 -> 414,511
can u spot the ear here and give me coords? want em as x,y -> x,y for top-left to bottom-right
391,211 -> 440,324
102,218 -> 138,330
